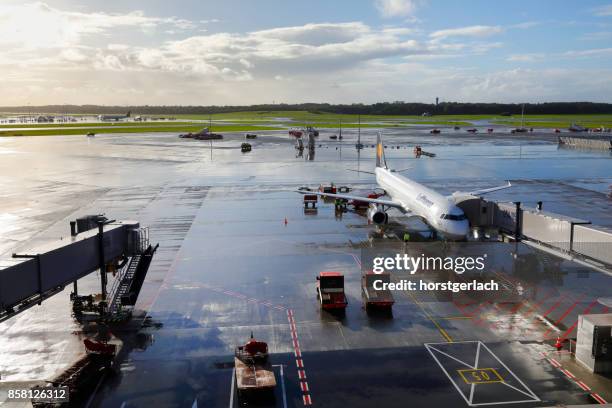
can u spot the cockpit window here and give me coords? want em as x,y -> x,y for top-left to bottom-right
440,213 -> 467,221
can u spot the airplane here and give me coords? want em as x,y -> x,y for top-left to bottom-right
98,111 -> 131,121
299,133 -> 511,240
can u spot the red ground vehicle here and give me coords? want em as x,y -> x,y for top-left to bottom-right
361,272 -> 394,310
234,334 -> 276,397
289,130 -> 303,137
316,272 -> 348,310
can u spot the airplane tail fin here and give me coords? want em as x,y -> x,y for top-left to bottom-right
376,133 -> 387,169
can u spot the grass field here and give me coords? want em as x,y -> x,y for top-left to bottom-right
0,124 -> 279,137
1,111 -> 611,136
0,121 -> 198,129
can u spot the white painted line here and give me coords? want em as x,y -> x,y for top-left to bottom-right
300,382 -> 310,392
228,367 -> 235,408
479,342 -> 540,402
427,345 -> 475,369
192,398 -> 198,408
425,341 -> 541,406
424,344 -> 471,406
303,394 -> 312,406
273,364 -> 288,408
296,359 -> 304,368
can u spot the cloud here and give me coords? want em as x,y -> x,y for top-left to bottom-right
0,2 -> 196,49
580,31 -> 612,40
506,48 -> 612,62
509,21 -> 540,29
4,3 -> 608,105
562,47 -> 612,57
375,0 -> 421,18
430,25 -> 503,40
506,53 -> 546,62
593,4 -> 612,16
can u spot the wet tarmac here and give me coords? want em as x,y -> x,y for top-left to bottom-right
0,128 -> 611,407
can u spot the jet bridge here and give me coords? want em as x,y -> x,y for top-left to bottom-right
456,195 -> 612,272
0,216 -> 155,323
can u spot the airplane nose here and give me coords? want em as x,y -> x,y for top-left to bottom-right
445,221 -> 469,240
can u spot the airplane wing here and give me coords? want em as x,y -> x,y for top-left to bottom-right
456,181 -> 512,196
298,190 -> 404,209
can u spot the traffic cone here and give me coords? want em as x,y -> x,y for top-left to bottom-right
554,336 -> 563,350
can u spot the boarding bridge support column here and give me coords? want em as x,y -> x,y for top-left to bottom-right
98,221 -> 107,316
513,202 -> 521,242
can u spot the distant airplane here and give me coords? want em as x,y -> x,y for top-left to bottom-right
299,133 -> 511,240
568,123 -> 587,132
98,111 -> 131,121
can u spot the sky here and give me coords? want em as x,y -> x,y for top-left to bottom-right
1,0 -> 612,106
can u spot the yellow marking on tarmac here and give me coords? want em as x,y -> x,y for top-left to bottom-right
458,368 -> 504,384
407,292 -> 454,343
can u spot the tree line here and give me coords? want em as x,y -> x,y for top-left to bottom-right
1,102 -> 611,115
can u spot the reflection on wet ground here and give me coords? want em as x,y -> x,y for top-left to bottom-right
0,128 -> 611,407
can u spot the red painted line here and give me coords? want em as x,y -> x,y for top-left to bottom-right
466,301 -> 493,321
287,309 -> 294,317
559,299 -> 599,341
473,301 -> 500,327
296,359 -> 304,368
592,393 -> 607,404
548,358 -> 560,368
510,300 -> 527,313
300,382 -> 310,392
274,305 -> 285,310
294,348 -> 302,358
541,298 -> 564,318
303,394 -> 312,406
561,368 -> 575,379
553,296 -> 584,325
298,369 -> 306,380
544,296 -> 585,338
576,380 -> 591,391
523,288 -> 557,317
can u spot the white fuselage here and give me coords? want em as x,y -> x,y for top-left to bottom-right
375,167 -> 469,239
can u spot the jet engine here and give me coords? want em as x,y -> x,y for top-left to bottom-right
367,204 -> 388,224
